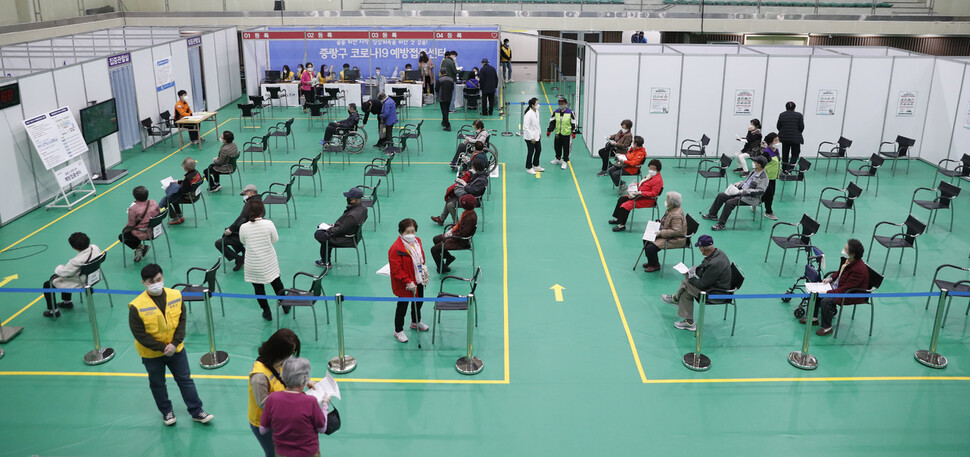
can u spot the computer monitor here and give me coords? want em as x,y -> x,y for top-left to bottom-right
459,70 -> 474,81
403,70 -> 421,82
343,69 -> 360,81
264,70 -> 281,82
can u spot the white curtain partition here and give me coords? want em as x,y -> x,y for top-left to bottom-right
582,44 -> 970,170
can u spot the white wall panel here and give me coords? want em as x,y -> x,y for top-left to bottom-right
589,54 -> 639,157
152,44 -> 176,125
803,56 -> 852,155
169,40 -> 192,107
921,59 -> 964,167
947,67 -> 970,163
882,57 -> 934,158
582,50 -> 597,154
214,29 -> 232,108
635,54 -> 682,156
225,28 -> 242,102
131,48 -> 159,127
678,55 -> 725,157
201,33 -> 220,111
718,55 -> 768,156
843,57 -> 893,158
243,39 -> 260,97
762,56 -> 809,139
502,31 -> 538,62
52,65 -> 96,175
81,59 -> 121,165
18,72 -> 59,207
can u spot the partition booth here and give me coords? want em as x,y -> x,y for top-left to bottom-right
582,43 -> 969,170
242,26 -> 501,109
0,26 -> 240,226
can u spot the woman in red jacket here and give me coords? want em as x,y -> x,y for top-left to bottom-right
608,159 -> 664,232
801,238 -> 870,336
388,218 -> 430,343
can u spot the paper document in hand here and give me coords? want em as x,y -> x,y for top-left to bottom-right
724,185 -> 741,196
160,177 -> 175,190
615,154 -> 627,162
642,220 -> 661,242
804,282 -> 833,294
317,222 -> 332,231
672,262 -> 697,278
308,372 -> 342,403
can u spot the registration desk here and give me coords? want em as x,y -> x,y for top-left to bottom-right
260,82 -> 300,107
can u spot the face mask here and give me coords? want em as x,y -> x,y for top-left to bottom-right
841,249 -> 849,258
621,128 -> 629,133
243,194 -> 251,202
559,105 -> 566,110
646,169 -> 657,178
772,142 -> 781,149
147,282 -> 164,295
180,96 -> 186,101
375,70 -> 380,75
748,125 -> 755,131
402,234 -> 416,243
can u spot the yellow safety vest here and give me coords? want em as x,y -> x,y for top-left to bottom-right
553,110 -> 573,136
248,361 -> 286,427
129,289 -> 184,358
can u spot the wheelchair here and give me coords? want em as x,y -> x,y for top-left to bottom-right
325,123 -> 367,154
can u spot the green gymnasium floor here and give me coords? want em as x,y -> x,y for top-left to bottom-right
1,81 -> 969,456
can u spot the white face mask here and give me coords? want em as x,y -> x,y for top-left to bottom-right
772,142 -> 781,149
402,234 -> 417,243
243,194 -> 251,202
375,70 -> 380,75
180,95 -> 187,101
621,128 -> 629,133
646,169 -> 657,178
147,282 -> 164,295
841,249 -> 849,258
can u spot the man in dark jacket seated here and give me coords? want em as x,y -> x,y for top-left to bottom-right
313,187 -> 369,268
431,194 -> 478,273
801,238 -> 870,336
660,235 -> 732,331
431,157 -> 488,226
215,184 -> 261,271
323,103 -> 360,144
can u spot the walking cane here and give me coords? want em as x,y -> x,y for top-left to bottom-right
410,286 -> 422,349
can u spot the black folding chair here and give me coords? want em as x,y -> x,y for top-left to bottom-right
935,153 -> 970,187
704,263 -> 744,336
172,258 -> 224,316
878,135 -> 915,175
173,178 -> 208,227
632,212 -> 698,278
277,271 -> 330,341
909,181 -> 960,231
439,223 -> 476,274
363,154 -> 395,196
121,210 -> 172,268
401,120 -> 424,155
243,132 -> 271,170
290,153 -> 323,197
925,264 -> 970,328
238,103 -> 260,130
268,118 -> 295,153
844,153 -> 884,196
77,252 -> 113,308
868,215 -> 926,276
677,134 -> 710,168
432,266 -> 481,345
355,180 -> 381,230
816,182 -> 863,232
261,179 -> 296,228
765,213 -> 820,276
141,117 -> 172,149
832,265 -> 883,339
815,136 -> 851,175
325,226 -> 367,276
694,154 -> 731,198
778,157 -> 812,202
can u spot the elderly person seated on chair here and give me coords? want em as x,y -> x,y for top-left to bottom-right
431,194 -> 478,274
42,232 -> 101,318
215,185 -> 261,272
158,157 -> 202,226
700,155 -> 768,231
323,103 -> 359,144
641,191 -> 686,273
203,131 -> 238,193
597,119 -> 633,177
660,234 -> 731,331
120,185 -> 161,264
608,159 -> 663,232
608,135 -> 647,190
801,238 -> 870,337
450,120 -> 489,169
313,187 -> 369,269
432,157 -> 488,226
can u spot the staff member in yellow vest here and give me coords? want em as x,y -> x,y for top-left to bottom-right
128,263 -> 213,426
249,328 -> 304,457
546,96 -> 578,171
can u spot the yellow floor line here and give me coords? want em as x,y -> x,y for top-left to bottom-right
2,295 -> 43,326
502,162 -> 510,383
540,82 -> 648,383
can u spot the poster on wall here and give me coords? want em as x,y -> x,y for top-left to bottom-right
154,56 -> 175,92
649,88 -> 670,114
23,106 -> 89,170
897,90 -> 918,117
734,89 -> 754,116
816,89 -> 838,116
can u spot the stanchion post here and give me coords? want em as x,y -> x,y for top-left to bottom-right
328,293 -> 357,374
916,289 -> 949,369
789,292 -> 819,370
682,292 -> 711,371
456,293 -> 483,375
501,102 -> 513,136
0,314 -> 23,344
199,290 -> 229,369
82,288 -> 115,366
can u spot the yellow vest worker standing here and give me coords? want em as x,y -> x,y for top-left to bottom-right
546,96 -> 578,170
128,263 -> 213,426
248,328 -> 302,457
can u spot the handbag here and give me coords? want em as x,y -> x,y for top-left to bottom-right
122,205 -> 150,235
325,405 -> 341,435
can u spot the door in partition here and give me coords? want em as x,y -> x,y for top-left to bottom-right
108,65 -> 140,151
188,45 -> 206,112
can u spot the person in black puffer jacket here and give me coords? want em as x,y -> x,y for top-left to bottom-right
776,101 -> 804,172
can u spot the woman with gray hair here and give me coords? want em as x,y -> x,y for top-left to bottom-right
641,191 -> 687,273
259,357 -> 330,457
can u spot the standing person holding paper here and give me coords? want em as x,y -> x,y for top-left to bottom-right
660,235 -> 732,331
700,155 -> 768,231
608,159 -> 663,232
641,191 -> 686,273
249,329 -> 302,457
259,357 -> 330,457
801,239 -> 869,336
239,198 -> 287,322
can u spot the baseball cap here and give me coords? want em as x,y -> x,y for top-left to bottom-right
752,156 -> 768,167
694,234 -> 714,247
239,184 -> 258,195
343,187 -> 364,199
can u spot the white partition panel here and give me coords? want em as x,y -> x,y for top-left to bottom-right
132,48 -> 159,128
882,57 -> 934,157
718,55 -> 768,156
0,106 -> 34,223
678,55 -> 725,156
170,40 -> 192,103
843,57 -> 893,157
803,56 -> 852,155
52,65 -> 97,174
152,44 -> 177,125
81,59 -> 121,165
243,39 -> 260,97
635,53 -> 682,155
19,72 -> 59,207
921,59 -> 965,167
214,29 -> 232,108
947,65 -> 970,162
582,50 -> 597,154
588,54 -> 639,156
762,56 -> 810,136
201,33 -> 220,111
225,28 -> 242,101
